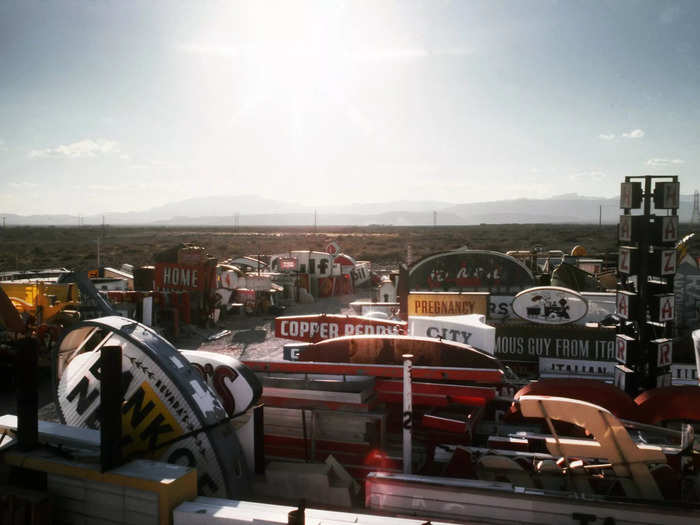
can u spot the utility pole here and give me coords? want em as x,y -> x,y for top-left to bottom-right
599,204 -> 602,227
2,216 -> 5,228
433,211 -> 437,227
314,209 -> 317,233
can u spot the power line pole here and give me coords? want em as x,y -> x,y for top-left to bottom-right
433,211 -> 437,227
314,209 -> 317,233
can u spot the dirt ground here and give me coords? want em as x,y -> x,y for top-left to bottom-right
0,293 -> 366,421
176,292 -> 365,361
0,224 -> 631,272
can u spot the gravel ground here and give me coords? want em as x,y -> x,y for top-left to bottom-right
0,292 -> 369,422
176,292 -> 366,361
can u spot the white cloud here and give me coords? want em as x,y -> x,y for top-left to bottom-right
29,138 -> 120,159
621,129 -> 645,139
646,158 -> 684,167
9,182 -> 39,189
0,139 -> 6,151
598,133 -> 616,140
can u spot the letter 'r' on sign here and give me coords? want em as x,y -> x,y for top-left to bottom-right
616,334 -> 635,364
652,338 -> 673,367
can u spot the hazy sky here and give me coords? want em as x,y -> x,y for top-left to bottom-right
1,0 -> 698,215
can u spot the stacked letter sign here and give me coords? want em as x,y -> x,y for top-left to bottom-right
615,178 -> 679,392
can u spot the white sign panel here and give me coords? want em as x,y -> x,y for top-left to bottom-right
616,334 -> 635,364
652,338 -> 673,367
661,216 -> 678,243
512,287 -> 588,325
655,294 -> 675,322
619,215 -> 632,243
409,314 -> 495,354
672,364 -> 698,385
540,358 -> 616,380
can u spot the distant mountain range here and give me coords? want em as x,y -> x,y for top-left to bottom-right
2,193 -> 696,226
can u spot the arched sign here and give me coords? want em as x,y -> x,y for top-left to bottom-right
56,316 -> 254,498
512,286 -> 588,325
408,250 -> 534,294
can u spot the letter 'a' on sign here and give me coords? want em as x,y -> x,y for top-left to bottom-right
618,246 -> 639,275
618,215 -> 646,243
616,334 -> 636,364
650,294 -> 675,323
651,215 -> 679,245
651,338 -> 673,367
620,182 -> 643,209
653,181 -> 680,210
616,290 -> 638,320
650,248 -> 677,277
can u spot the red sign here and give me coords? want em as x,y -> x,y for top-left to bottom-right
279,257 -> 298,271
616,334 -> 635,364
652,338 -> 673,367
275,314 -> 407,343
155,263 -> 215,292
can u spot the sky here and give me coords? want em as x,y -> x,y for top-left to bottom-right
1,0 -> 699,215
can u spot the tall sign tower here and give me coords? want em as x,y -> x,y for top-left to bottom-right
615,176 -> 679,393
691,190 -> 700,224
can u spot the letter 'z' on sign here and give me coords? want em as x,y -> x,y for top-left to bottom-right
618,246 -> 638,275
652,338 -> 673,367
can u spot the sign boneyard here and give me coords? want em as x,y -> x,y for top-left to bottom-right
408,249 -> 534,294
511,286 -> 588,325
56,316 -> 260,498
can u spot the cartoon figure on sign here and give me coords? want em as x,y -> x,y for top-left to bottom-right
527,294 -> 570,322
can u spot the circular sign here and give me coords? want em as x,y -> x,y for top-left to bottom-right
512,286 -> 588,325
408,249 -> 535,294
56,316 -> 252,498
326,241 -> 341,255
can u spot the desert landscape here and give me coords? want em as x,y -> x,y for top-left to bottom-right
0,223 -> 639,272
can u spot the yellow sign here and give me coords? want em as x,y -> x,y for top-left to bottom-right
408,292 -> 489,316
121,381 -> 183,457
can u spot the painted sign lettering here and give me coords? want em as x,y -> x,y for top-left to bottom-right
539,358 -> 616,379
652,338 -> 673,367
408,250 -> 534,294
408,292 -> 489,316
654,181 -> 680,209
620,182 -> 642,209
425,326 -> 472,344
274,314 -> 406,343
494,325 -> 616,363
661,216 -> 678,243
616,334 -> 635,364
155,262 -> 216,292
616,291 -> 637,320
